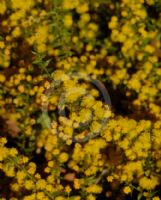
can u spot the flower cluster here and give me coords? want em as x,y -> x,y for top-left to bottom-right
0,0 -> 161,199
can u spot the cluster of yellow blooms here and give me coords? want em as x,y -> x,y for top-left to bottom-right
0,0 -> 161,199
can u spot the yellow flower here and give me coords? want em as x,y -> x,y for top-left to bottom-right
48,161 -> 54,167
144,62 -> 153,72
129,78 -> 141,90
36,179 -> 46,190
58,152 -> 69,163
64,15 -> 73,28
0,41 -> 5,49
36,192 -> 45,199
76,3 -> 89,13
0,0 -> 6,14
80,13 -> 90,24
123,186 -> 131,194
44,81 -> 50,89
90,121 -> 101,133
108,17 -> 118,29
5,166 -> 15,177
16,171 -> 26,183
27,162 -> 36,175
55,197 -> 66,200
37,44 -> 46,53
23,194 -> 35,200
66,139 -> 72,145
65,185 -> 71,194
146,0 -> 154,5
46,184 -> 53,192
0,74 -> 6,82
73,197 -> 81,200
79,108 -> 92,122
107,176 -> 113,182
25,180 -> 35,190
152,197 -> 160,200
11,0 -> 34,10
81,96 -> 95,107
74,179 -> 81,189
12,27 -> 21,38
11,183 -> 19,192
64,126 -> 73,136
103,129 -> 112,142
139,176 -> 159,190
0,147 -> 8,161
21,156 -> 29,164
144,45 -> 155,54
25,126 -> 32,136
18,85 -> 25,93
0,137 -> 7,145
65,87 -> 86,102
9,148 -> 18,156
62,0 -> 79,10
87,194 -> 96,200
86,184 -> 102,193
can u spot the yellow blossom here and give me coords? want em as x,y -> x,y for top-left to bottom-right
139,176 -> 159,190
25,180 -> 35,190
107,176 -> 113,182
86,184 -> 102,193
0,74 -> 6,82
123,186 -> 131,194
64,15 -> 73,28
152,197 -> 160,200
58,152 -> 69,163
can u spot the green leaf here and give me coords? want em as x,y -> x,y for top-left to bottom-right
154,62 -> 161,67
137,193 -> 142,200
37,112 -> 51,129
